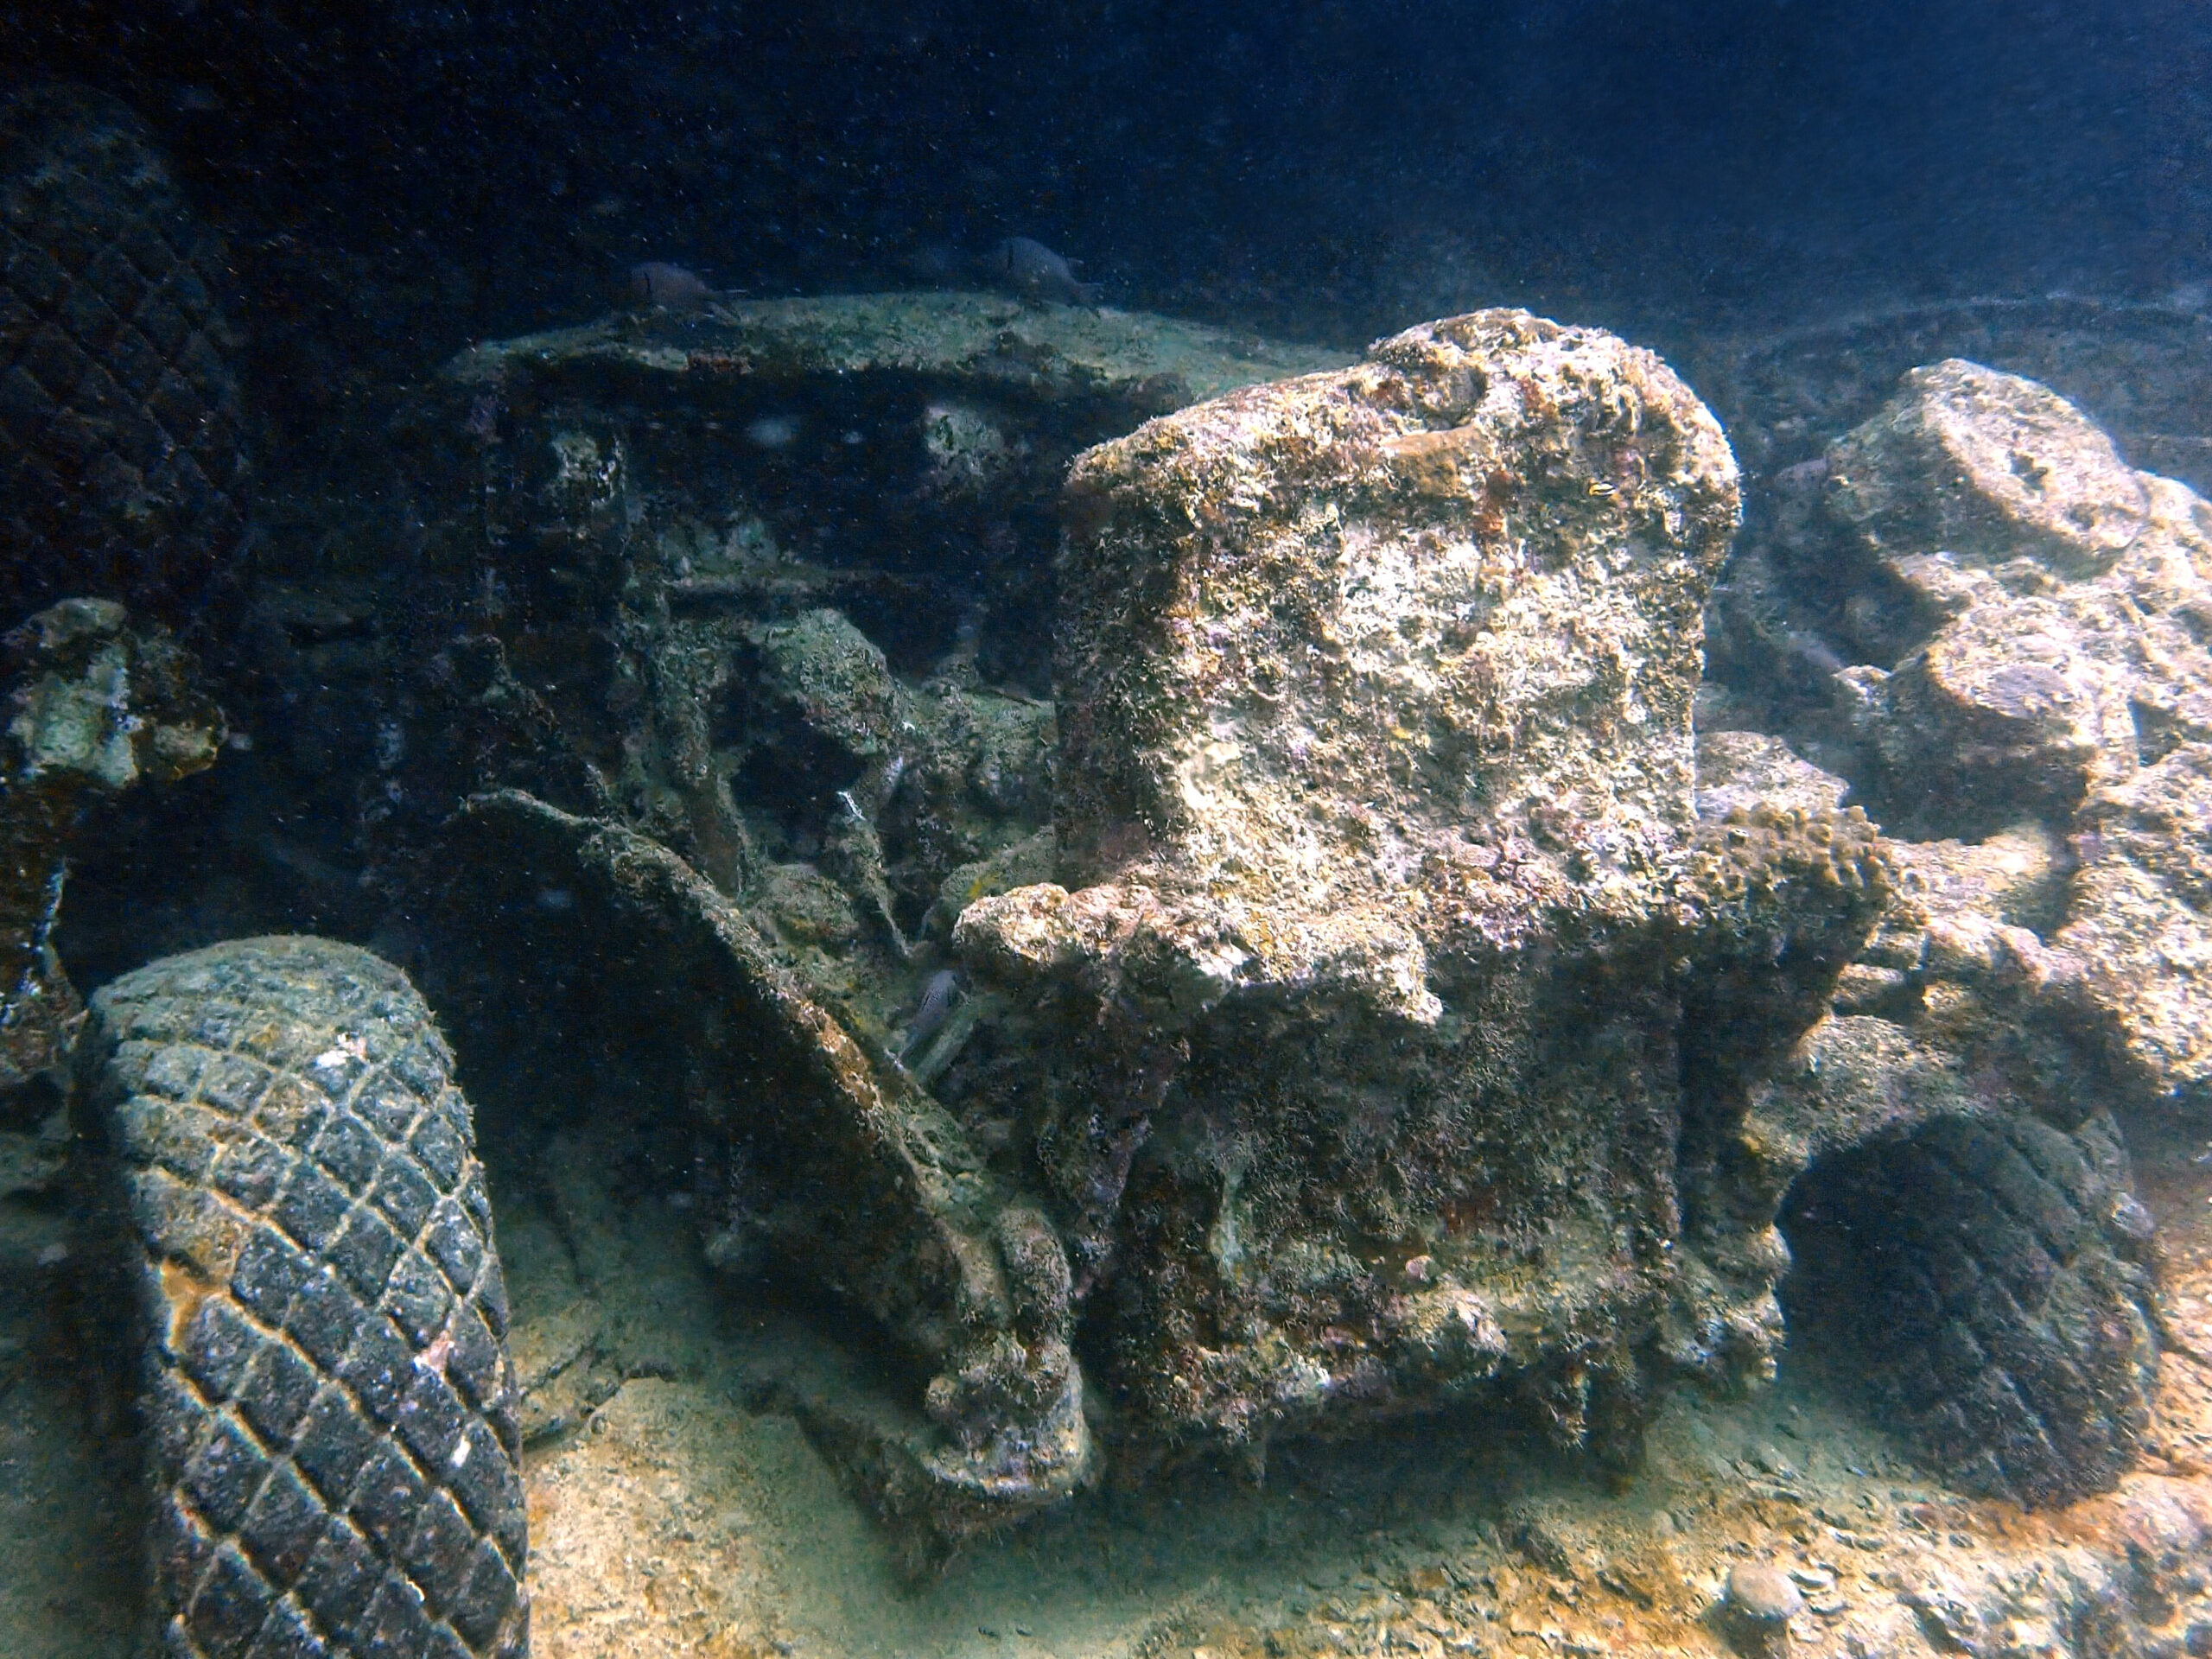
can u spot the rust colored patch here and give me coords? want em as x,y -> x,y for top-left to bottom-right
1473,469 -> 1514,539
1439,1185 -> 1499,1236
1514,373 -> 1557,428
1382,428 -> 1471,499
683,350 -> 758,375
159,1256 -> 217,1355
1090,816 -> 1154,872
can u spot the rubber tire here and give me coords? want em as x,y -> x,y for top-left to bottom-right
0,82 -> 250,636
78,936 -> 528,1657
1782,1109 -> 2159,1509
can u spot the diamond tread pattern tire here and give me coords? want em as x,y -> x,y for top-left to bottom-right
1783,1110 -> 2159,1509
79,936 -> 529,1657
0,82 -> 249,634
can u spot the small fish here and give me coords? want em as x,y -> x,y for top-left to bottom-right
900,969 -> 964,1063
982,237 -> 1099,306
630,261 -> 715,308
1784,628 -> 1847,678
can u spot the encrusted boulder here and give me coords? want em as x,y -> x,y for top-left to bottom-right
1,600 -> 222,1095
1826,366 -> 2212,840
1805,359 -> 2212,1117
2056,742 -> 2212,1109
1827,359 -> 2149,579
956,310 -> 1885,1464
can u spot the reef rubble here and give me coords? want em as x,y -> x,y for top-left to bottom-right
5,255 -> 2209,1643
381,304 -> 2190,1565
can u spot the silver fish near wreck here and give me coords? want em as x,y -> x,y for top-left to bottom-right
983,235 -> 1099,305
630,259 -> 715,308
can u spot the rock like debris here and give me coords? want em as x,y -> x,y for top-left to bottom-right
1721,1561 -> 1803,1656
1827,357 -> 2148,578
446,289 -> 1351,415
1725,1562 -> 1803,1624
1818,357 -> 2212,1116
426,790 -> 1090,1569
2,600 -> 222,1092
956,308 -> 1889,1462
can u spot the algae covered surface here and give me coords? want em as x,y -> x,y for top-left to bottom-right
448,291 -> 1351,414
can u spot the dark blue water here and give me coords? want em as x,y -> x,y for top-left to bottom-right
7,1 -> 2203,356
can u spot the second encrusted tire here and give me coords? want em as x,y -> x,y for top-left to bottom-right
77,935 -> 528,1657
0,82 -> 251,637
1783,1109 -> 2160,1509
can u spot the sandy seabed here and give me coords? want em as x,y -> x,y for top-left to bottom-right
2,1104 -> 2199,1659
